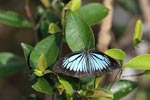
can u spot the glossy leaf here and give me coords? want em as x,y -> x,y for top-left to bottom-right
134,20 -> 143,46
108,80 -> 137,100
32,77 -> 53,94
48,23 -> 61,34
86,89 -> 113,99
65,11 -> 95,51
0,52 -> 25,77
59,78 -> 74,100
105,49 -> 126,61
66,0 -> 81,12
21,43 -> 33,62
77,3 -> 108,25
123,54 -> 150,70
30,35 -> 59,68
0,11 -> 31,28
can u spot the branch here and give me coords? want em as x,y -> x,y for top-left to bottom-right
97,0 -> 114,52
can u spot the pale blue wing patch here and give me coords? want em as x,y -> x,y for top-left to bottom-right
89,53 -> 111,72
62,53 -> 88,72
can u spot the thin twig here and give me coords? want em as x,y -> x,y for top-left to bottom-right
25,0 -> 38,42
122,72 -> 145,78
25,0 -> 34,26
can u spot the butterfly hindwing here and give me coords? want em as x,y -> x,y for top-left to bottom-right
53,50 -> 119,77
88,50 -> 119,76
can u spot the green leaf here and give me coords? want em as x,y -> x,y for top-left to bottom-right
105,49 -> 126,61
86,89 -> 113,99
134,19 -> 143,46
66,0 -> 81,12
30,35 -> 59,68
48,23 -> 61,34
123,54 -> 150,70
0,11 -> 31,28
59,78 -> 74,100
77,3 -> 108,25
21,43 -> 33,62
0,52 -> 25,77
107,80 -> 137,100
65,11 -> 95,51
37,53 -> 47,71
34,53 -> 47,76
94,76 -> 104,89
32,77 -> 53,94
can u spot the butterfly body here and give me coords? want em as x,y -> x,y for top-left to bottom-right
53,50 -> 119,78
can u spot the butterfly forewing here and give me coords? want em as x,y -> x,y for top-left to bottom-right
53,51 -> 89,77
53,50 -> 119,77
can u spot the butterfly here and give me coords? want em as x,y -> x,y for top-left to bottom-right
53,50 -> 119,78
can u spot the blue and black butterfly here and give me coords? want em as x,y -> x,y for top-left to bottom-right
53,50 -> 119,78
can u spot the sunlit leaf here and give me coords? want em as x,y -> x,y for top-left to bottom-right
65,11 -> 95,51
123,54 -> 150,70
0,52 -> 25,77
48,23 -> 61,34
105,49 -> 126,61
77,3 -> 108,25
34,53 -> 47,76
0,11 -> 31,28
66,0 -> 81,12
134,19 -> 143,47
32,77 -> 53,94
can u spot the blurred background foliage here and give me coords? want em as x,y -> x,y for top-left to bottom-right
0,0 -> 150,100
